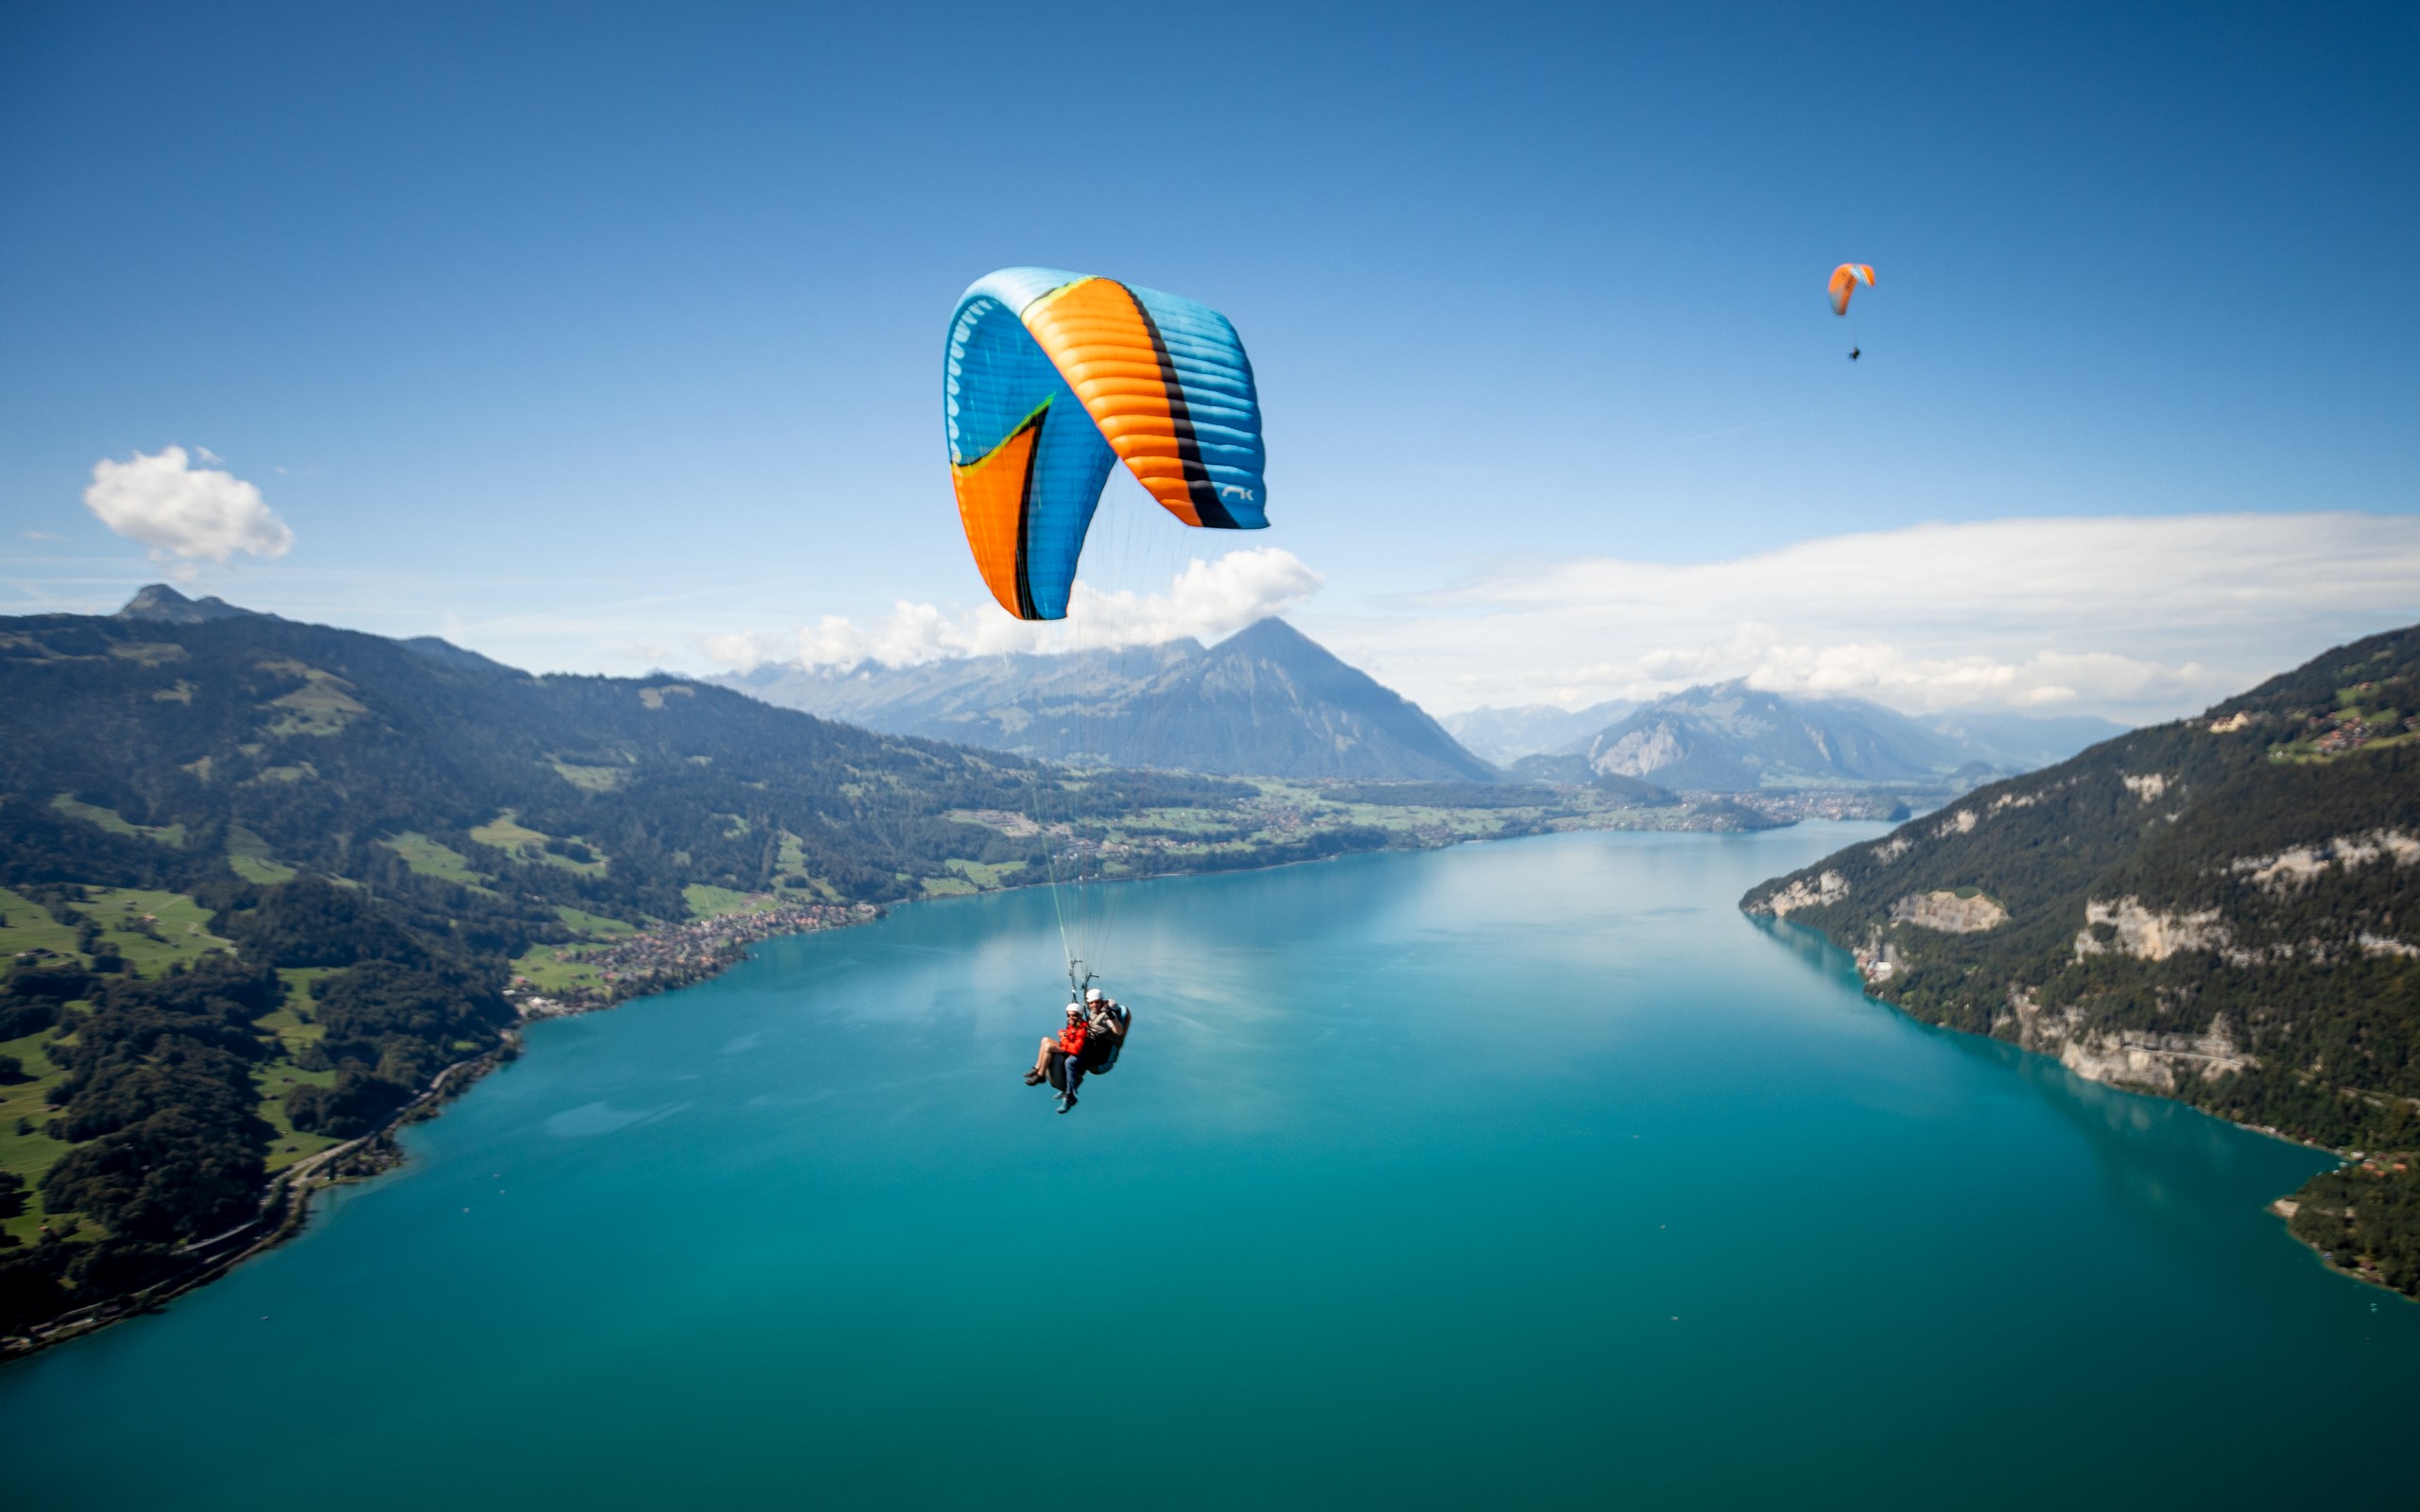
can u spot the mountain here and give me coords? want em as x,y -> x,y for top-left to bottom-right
1442,700 -> 1636,764
1,599 -> 1069,918
721,616 -> 1496,782
1741,625 -> 2420,1294
1564,681 -> 2123,793
397,634 -> 515,672
1576,682 -> 1975,791
114,583 -> 264,625
1447,696 -> 2119,772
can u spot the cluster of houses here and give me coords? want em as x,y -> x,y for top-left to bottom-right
507,900 -> 881,1018
2308,709 -> 2417,756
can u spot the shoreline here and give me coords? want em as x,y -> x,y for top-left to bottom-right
1769,915 -> 2404,1302
1,1049 -> 509,1361
508,899 -> 882,1019
3,898 -> 884,1364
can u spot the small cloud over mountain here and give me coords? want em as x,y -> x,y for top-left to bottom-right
701,547 -> 1322,673
81,446 -> 294,565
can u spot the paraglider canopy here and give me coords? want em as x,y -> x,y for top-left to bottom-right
1826,263 -> 1876,317
942,267 -> 1269,622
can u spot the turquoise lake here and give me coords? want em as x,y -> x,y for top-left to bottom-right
8,825 -> 2417,1507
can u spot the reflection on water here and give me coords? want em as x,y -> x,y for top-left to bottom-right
1751,906 -> 2338,1289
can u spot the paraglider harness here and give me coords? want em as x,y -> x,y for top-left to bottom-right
1045,969 -> 1131,1095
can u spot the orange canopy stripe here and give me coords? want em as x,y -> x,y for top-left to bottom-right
949,405 -> 1047,618
1022,277 -> 1207,527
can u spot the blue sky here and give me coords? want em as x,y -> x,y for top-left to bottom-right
3,1 -> 2414,715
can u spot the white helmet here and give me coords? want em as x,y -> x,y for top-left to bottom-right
1084,988 -> 1106,1003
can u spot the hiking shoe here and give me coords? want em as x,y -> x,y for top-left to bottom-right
1023,1069 -> 1046,1087
1055,1093 -> 1078,1115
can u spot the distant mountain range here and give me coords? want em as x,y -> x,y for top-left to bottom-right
718,617 -> 1496,782
1740,623 -> 2420,1296
1441,701 -> 1636,765
726,618 -> 2126,792
1496,681 -> 2125,792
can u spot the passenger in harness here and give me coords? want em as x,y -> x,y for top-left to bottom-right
1021,988 -> 1130,1114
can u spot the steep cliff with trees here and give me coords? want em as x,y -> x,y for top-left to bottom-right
1742,624 -> 2420,1296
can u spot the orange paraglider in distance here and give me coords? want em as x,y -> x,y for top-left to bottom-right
1827,263 -> 1876,316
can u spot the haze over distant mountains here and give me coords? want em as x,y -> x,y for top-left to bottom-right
1453,690 -> 2126,774
1519,681 -> 2128,793
1441,702 -> 1636,765
720,617 -> 1495,782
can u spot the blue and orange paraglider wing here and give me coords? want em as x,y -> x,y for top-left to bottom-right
943,267 -> 1267,621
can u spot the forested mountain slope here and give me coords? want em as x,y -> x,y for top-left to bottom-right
1741,626 -> 2420,1292
722,617 -> 1496,782
6,593 -> 1059,916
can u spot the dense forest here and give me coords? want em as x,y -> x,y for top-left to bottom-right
1741,624 -> 2420,1296
0,909 -> 512,1334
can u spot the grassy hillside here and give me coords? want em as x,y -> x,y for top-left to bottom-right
0,609 -> 1075,917
1740,625 -> 2420,1293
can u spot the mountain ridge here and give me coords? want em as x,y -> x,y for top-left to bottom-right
1443,700 -> 1637,764
1564,679 -> 2124,792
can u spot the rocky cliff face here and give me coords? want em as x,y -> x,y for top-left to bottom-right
1739,622 -> 2420,1158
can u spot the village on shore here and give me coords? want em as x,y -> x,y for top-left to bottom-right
508,900 -> 883,1018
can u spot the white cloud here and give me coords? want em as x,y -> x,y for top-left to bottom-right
81,446 -> 294,564
701,547 -> 1322,673
1301,513 -> 2420,723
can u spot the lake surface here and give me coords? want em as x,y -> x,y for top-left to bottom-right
8,826 -> 2417,1508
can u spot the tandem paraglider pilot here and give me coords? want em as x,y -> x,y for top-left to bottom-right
1024,988 -> 1129,1115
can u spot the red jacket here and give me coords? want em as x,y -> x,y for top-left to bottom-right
1057,1020 -> 1088,1056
